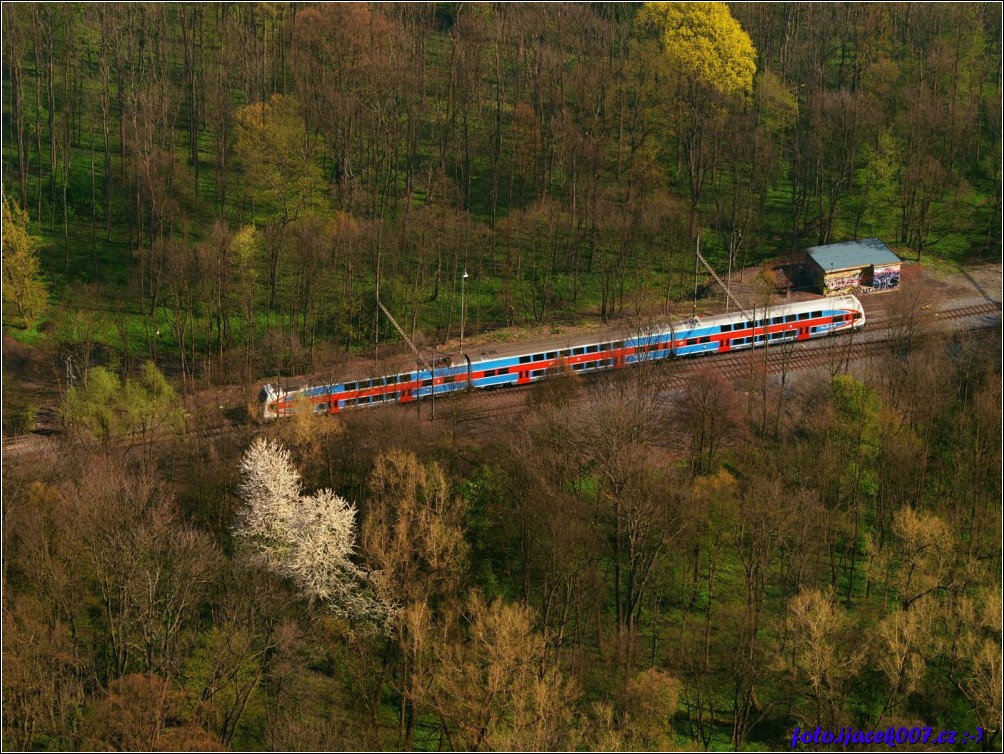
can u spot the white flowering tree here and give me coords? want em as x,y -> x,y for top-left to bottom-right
236,438 -> 387,624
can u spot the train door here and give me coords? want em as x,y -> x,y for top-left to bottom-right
612,341 -> 626,368
798,313 -> 811,340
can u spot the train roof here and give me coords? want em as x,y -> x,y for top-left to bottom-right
462,321 -> 670,366
462,296 -> 861,368
270,295 -> 862,391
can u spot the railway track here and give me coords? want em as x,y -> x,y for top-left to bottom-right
3,300 -> 1000,452
453,300 -> 1002,425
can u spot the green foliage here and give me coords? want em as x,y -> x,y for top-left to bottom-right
854,132 -> 903,238
755,70 -> 798,132
2,197 -> 48,327
181,626 -> 268,750
63,361 -> 183,446
828,375 -> 882,499
640,1 -> 757,96
233,95 -> 327,222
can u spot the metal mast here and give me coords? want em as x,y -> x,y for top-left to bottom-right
695,241 -> 754,322
376,298 -> 432,372
376,297 -> 437,419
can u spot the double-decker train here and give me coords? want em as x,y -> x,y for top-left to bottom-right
261,295 -> 865,419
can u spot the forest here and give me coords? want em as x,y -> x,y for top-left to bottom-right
2,2 -> 1002,751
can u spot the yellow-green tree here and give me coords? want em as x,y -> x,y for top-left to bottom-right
233,95 -> 326,315
63,361 -> 183,451
2,197 -> 48,327
639,2 -> 757,97
639,3 -> 757,238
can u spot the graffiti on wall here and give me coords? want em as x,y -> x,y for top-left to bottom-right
824,273 -> 861,293
872,266 -> 900,290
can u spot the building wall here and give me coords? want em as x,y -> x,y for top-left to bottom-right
816,263 -> 902,295
821,268 -> 866,295
871,264 -> 901,291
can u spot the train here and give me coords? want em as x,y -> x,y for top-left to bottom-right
260,295 -> 865,419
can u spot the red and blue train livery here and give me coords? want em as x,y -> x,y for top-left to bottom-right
261,295 -> 865,419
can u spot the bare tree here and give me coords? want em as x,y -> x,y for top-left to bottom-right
674,366 -> 746,476
781,588 -> 866,730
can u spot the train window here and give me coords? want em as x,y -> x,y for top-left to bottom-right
573,363 -> 585,371
573,347 -> 585,355
484,369 -> 496,378
854,311 -> 862,319
798,312 -> 809,320
519,355 -> 531,364
686,338 -> 697,346
546,351 -> 557,360
785,314 -> 795,322
613,341 -> 624,349
532,353 -> 544,362
722,323 -> 732,332
812,311 -> 822,318
746,321 -> 754,329
699,336 -> 711,343
531,369 -> 545,378
422,379 -> 432,387
498,367 -> 509,375
586,345 -> 599,353
772,316 -> 783,325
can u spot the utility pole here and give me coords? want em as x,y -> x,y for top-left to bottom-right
692,236 -> 701,318
460,269 -> 468,353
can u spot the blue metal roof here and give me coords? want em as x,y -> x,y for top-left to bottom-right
807,238 -> 900,272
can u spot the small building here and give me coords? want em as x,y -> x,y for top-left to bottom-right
806,238 -> 901,295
